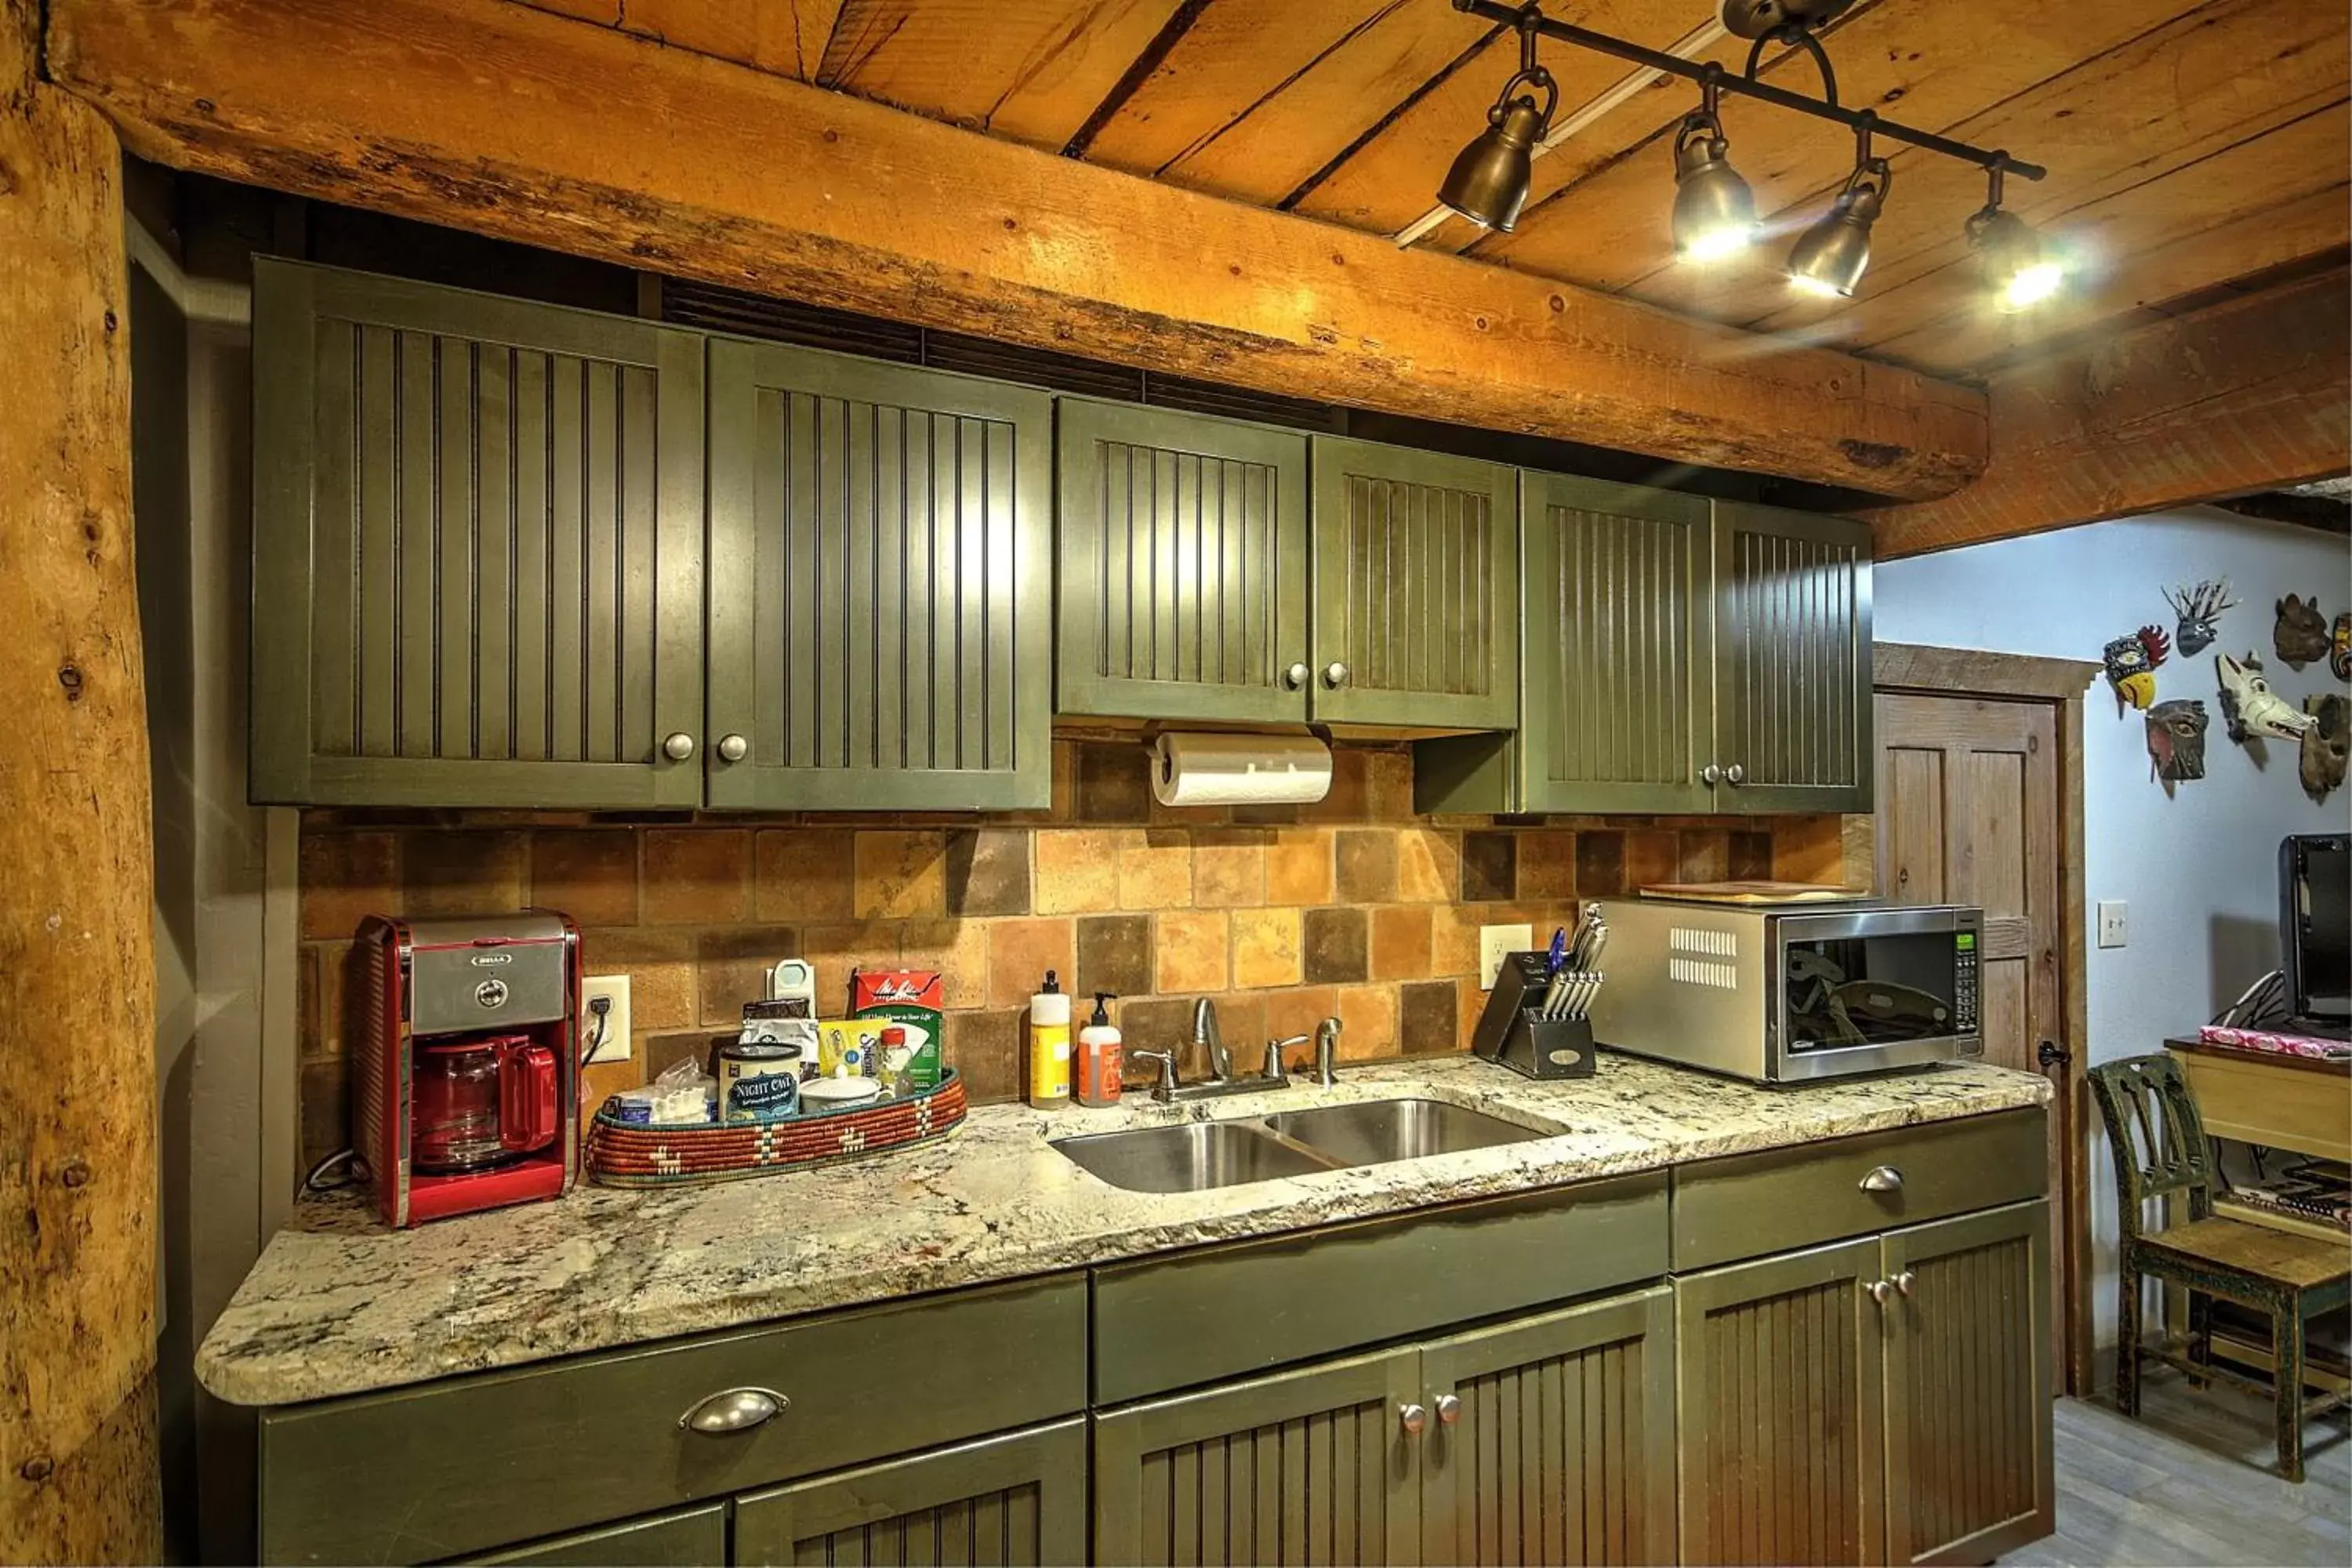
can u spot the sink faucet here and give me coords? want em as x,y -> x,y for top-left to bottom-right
1265,1018 -> 1342,1087
1192,997 -> 1232,1081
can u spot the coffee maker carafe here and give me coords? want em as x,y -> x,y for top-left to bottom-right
357,913 -> 581,1226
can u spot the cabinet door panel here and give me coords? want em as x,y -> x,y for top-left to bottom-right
253,260 -> 706,807
1882,1202 -> 2053,1566
463,1504 -> 726,1566
1057,401 -> 1309,723
1094,1346 -> 1422,1567
1420,1287 -> 1677,1567
1711,504 -> 1873,813
735,1421 -> 1087,1568
1675,1238 -> 1883,1566
707,341 -> 1053,811
1310,437 -> 1518,729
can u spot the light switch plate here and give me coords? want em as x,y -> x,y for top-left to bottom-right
1479,924 -> 1534,989
583,975 -> 633,1063
2096,902 -> 2129,949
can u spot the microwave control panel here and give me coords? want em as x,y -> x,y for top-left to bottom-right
1953,930 -> 1980,1032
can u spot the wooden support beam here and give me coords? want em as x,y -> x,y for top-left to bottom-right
0,1 -> 162,1561
45,0 -> 1990,499
1865,268 -> 2352,557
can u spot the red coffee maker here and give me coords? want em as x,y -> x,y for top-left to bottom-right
356,912 -> 582,1226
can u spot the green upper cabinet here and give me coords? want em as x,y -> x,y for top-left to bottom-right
1311,437 -> 1520,731
1055,401 -> 1310,724
706,339 -> 1054,811
251,260 -> 707,808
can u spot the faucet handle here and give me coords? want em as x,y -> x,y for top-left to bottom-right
1262,1033 -> 1313,1080
1129,1048 -> 1178,1102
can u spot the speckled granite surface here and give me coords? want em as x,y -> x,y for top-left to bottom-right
196,1055 -> 2048,1406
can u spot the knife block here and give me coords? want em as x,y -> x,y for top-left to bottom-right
1470,951 -> 1598,1080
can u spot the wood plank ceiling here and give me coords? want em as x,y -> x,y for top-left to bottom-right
520,0 -> 2350,385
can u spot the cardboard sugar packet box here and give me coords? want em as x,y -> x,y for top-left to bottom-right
850,967 -> 944,1089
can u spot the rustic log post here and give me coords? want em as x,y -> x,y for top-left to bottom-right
0,0 -> 163,1559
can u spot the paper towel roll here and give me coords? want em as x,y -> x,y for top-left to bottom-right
1151,732 -> 1334,808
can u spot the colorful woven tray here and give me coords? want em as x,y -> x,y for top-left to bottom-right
585,1071 -> 967,1189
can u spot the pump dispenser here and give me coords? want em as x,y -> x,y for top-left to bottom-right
1076,993 -> 1123,1108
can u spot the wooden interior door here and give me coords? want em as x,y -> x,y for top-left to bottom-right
1874,691 -> 2068,1382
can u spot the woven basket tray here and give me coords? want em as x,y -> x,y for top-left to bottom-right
585,1071 -> 967,1189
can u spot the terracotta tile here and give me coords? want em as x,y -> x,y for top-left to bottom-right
800,922 -> 901,1014
1264,985 -> 1341,1049
642,1029 -> 721,1083
299,830 -> 399,940
1077,741 -> 1152,823
1116,829 -> 1192,910
1192,829 -> 1267,908
1370,905 -> 1433,982
1231,908 -> 1303,989
756,829 -> 856,923
1033,828 -> 1121,914
1365,749 -> 1414,821
1156,910 -> 1230,995
1119,996 -> 1202,1080
403,830 -> 530,919
1677,830 -> 1731,884
1624,830 -> 1679,893
1771,815 -> 1848,885
1517,830 -> 1577,899
299,1058 -> 352,1170
642,829 -> 753,925
942,829 -> 1031,916
1430,905 -> 1483,978
1730,830 -> 1774,882
985,917 -> 1076,1011
897,920 -> 990,1010
1457,976 -> 1490,1049
1400,980 -> 1461,1054
1202,993 -> 1269,1074
1334,983 -> 1400,1060
530,830 -> 638,927
1460,831 -> 1517,902
579,927 -> 699,1033
1302,906 -> 1369,984
1334,830 -> 1399,903
944,1008 -> 1025,1105
1396,828 -> 1461,903
854,830 -> 947,920
1076,913 -> 1155,1000
1576,831 -> 1627,897
1304,747 -> 1371,822
581,1058 -> 648,1113
696,927 -> 800,1026
1266,828 -> 1334,906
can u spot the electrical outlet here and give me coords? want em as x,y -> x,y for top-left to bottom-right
583,975 -> 633,1063
2096,902 -> 2129,950
1479,924 -> 1534,989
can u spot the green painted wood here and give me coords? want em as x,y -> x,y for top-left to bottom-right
734,1419 -> 1087,1568
249,259 -> 706,808
256,1275 -> 1084,1565
1054,400 -> 1310,724
1092,1174 -> 1667,1406
1674,1236 -> 1886,1566
1417,1287 -> 1677,1566
1308,436 -> 1519,730
460,1503 -> 728,1566
706,339 -> 1054,811
1094,1345 -> 1423,1567
1708,501 -> 1875,814
1880,1201 -> 2056,1566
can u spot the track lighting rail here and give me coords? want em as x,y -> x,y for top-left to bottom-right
1450,0 -> 2045,182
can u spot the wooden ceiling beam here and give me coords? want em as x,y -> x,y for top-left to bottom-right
1862,267 -> 2350,555
45,0 -> 1989,499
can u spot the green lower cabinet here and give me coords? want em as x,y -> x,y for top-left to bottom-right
462,1504 -> 728,1566
734,1421 -> 1087,1568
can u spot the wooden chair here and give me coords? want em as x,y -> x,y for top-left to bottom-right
2088,1053 -> 2350,1482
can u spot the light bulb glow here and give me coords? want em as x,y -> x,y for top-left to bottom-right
1997,260 -> 2063,312
1679,225 -> 1756,264
1787,273 -> 1849,299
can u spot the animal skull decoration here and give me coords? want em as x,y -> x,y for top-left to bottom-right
2161,579 -> 2238,657
2215,649 -> 2316,743
2102,626 -> 2170,712
2143,699 -> 2209,787
2274,593 -> 2330,670
2301,693 -> 2348,804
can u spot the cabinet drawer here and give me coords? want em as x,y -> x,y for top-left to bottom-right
1094,1174 -> 1667,1405
460,1503 -> 727,1566
1671,1109 -> 2045,1271
260,1274 -> 1085,1565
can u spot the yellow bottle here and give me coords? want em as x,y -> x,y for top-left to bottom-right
1027,969 -> 1073,1109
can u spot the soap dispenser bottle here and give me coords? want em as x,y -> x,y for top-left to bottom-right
1076,993 -> 1123,1108
1027,970 -> 1072,1109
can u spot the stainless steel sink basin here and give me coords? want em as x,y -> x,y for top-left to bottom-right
1260,1098 -> 1538,1167
1053,1121 -> 1340,1194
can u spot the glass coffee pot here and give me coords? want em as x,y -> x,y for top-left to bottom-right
411,1034 -> 559,1174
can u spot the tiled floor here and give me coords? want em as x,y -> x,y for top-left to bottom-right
2003,1367 -> 2350,1566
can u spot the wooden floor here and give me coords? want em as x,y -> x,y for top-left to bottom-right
2002,1367 -> 2350,1566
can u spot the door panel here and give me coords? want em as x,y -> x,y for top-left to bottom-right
706,340 -> 1053,810
1711,504 -> 1873,812
1309,437 -> 1518,729
1056,401 -> 1309,724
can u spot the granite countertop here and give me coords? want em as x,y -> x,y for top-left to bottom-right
196,1054 -> 2049,1406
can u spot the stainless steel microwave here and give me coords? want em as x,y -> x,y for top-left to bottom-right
1586,898 -> 1984,1083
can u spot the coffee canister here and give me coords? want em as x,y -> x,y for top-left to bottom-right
716,1042 -> 802,1124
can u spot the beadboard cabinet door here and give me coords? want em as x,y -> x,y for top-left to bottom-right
1419,1287 -> 1678,1567
706,340 -> 1054,811
1309,437 -> 1519,730
734,1421 -> 1087,1568
251,260 -> 707,808
1056,401 -> 1310,724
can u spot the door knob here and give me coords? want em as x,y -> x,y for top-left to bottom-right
1893,1269 -> 1917,1298
1867,1279 -> 1895,1307
1724,763 -> 1746,785
1859,1164 -> 1904,1193
678,1387 -> 788,1433
1700,764 -> 1723,786
1398,1402 -> 1428,1436
1283,662 -> 1311,690
2037,1040 -> 2070,1070
717,733 -> 749,763
662,732 -> 696,762
1323,661 -> 1352,688
1434,1393 -> 1461,1427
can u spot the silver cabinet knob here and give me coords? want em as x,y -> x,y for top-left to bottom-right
1860,1164 -> 1904,1194
1283,661 -> 1311,690
1867,1279 -> 1895,1307
1323,661 -> 1351,688
662,731 -> 697,762
1398,1402 -> 1428,1436
1893,1269 -> 1917,1298
1700,764 -> 1722,786
1434,1393 -> 1461,1427
678,1386 -> 787,1433
717,733 -> 749,764
1725,763 -> 1746,785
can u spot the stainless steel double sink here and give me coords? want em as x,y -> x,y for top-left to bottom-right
1053,1098 -> 1541,1193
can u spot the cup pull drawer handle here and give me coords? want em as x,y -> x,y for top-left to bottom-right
1859,1165 -> 1904,1193
679,1387 -> 789,1433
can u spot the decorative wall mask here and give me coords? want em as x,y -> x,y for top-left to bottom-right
2274,594 -> 2330,670
2102,626 -> 2169,712
2300,693 -> 2348,803
2215,650 -> 2316,743
2143,699 -> 2208,789
2332,612 -> 2350,683
2161,579 -> 2237,657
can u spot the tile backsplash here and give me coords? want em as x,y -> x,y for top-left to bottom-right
296,739 -> 1868,1166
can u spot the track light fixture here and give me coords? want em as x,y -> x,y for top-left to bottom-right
1437,7 -> 1557,233
1786,118 -> 1889,299
1966,167 -> 2065,313
1671,72 -> 1759,264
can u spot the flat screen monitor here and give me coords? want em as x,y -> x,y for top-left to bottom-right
2281,833 -> 2350,1025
